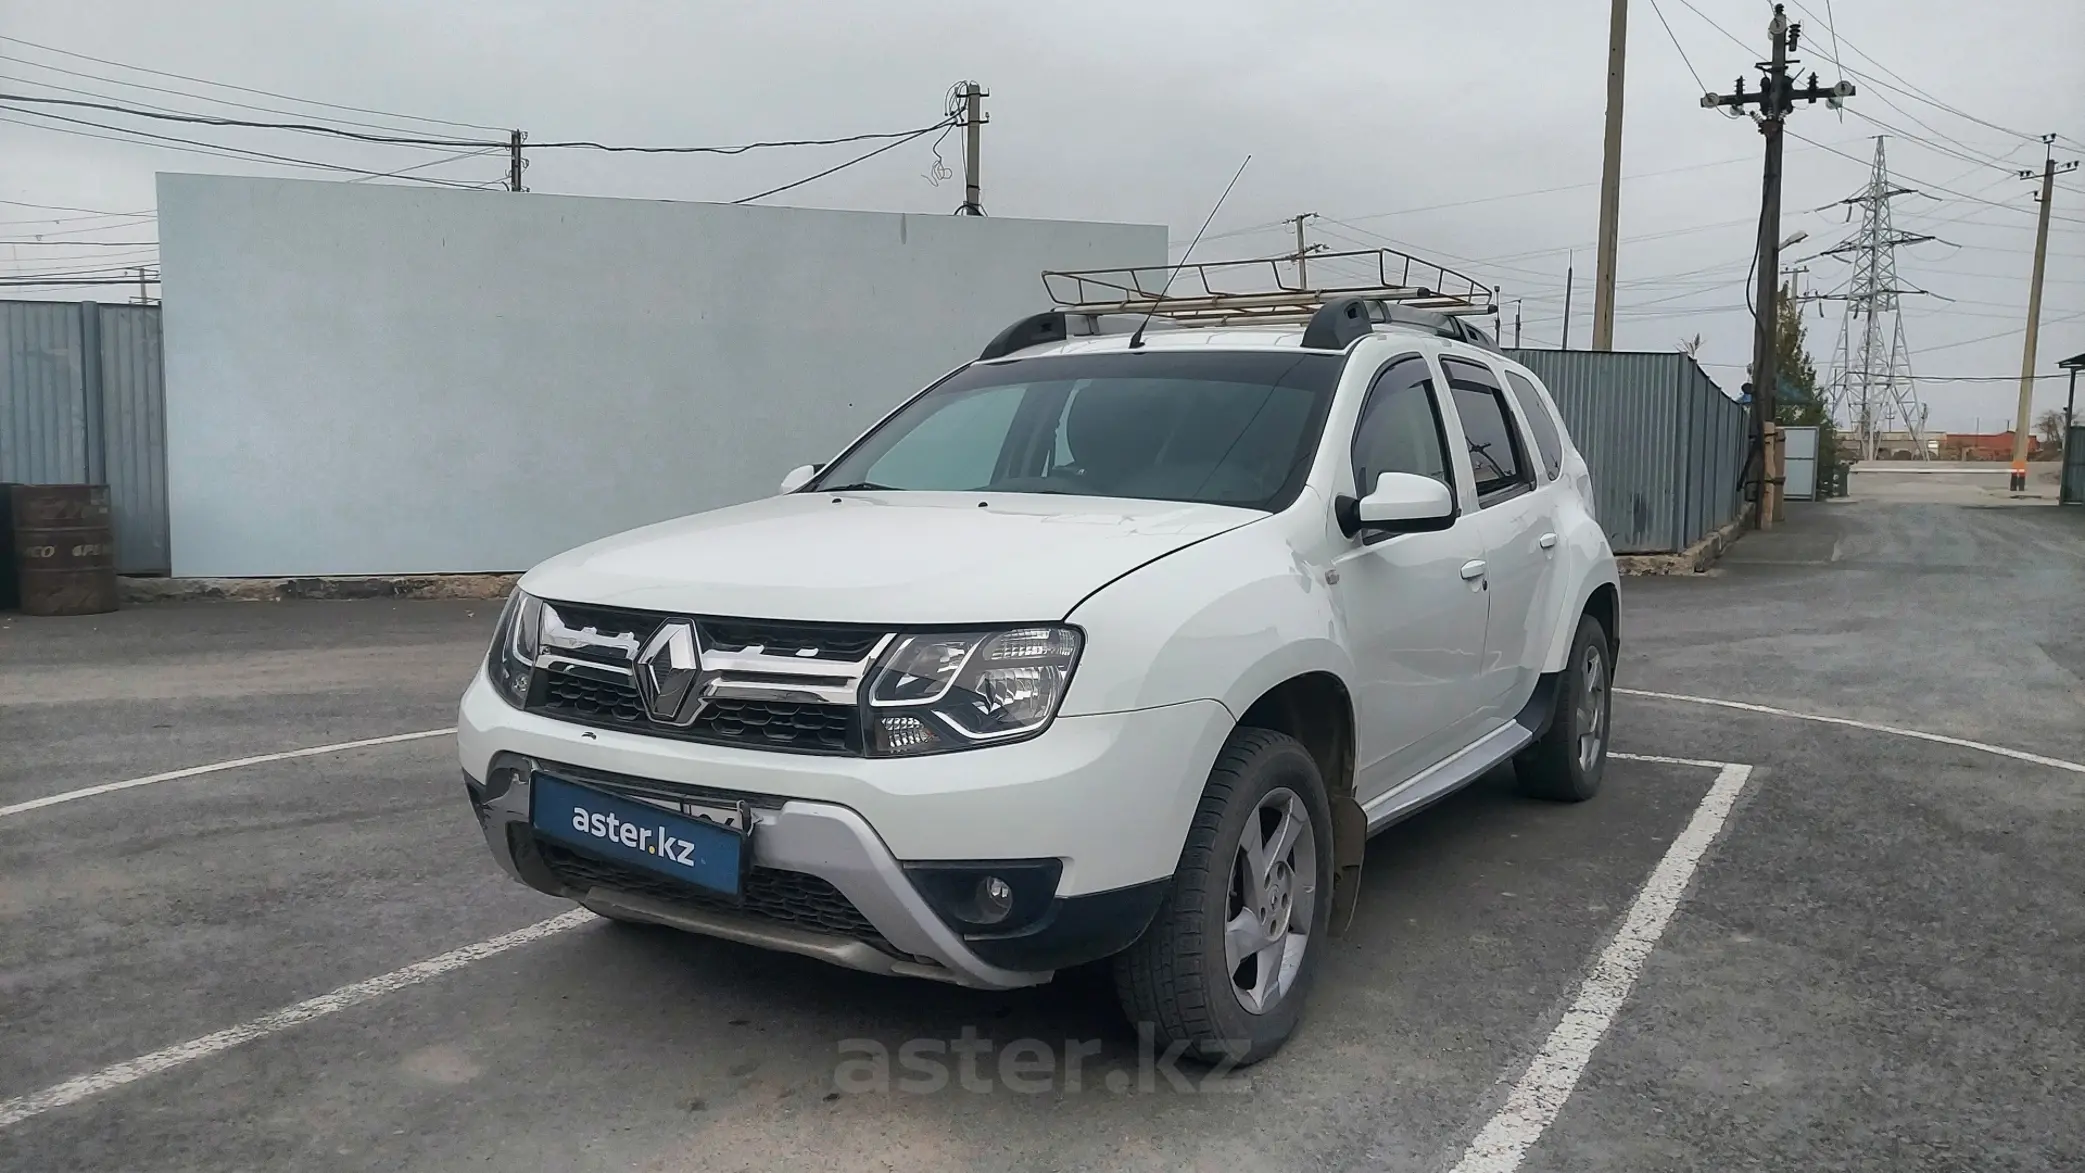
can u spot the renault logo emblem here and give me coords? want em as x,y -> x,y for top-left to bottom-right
633,619 -> 707,725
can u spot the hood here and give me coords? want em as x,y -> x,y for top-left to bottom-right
519,491 -> 1262,624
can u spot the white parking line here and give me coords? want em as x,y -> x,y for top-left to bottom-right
0,728 -> 457,821
0,908 -> 595,1130
1448,759 -> 1755,1173
1609,750 -> 1734,770
1617,687 -> 2085,776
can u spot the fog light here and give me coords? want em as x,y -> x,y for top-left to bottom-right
975,876 -> 1015,924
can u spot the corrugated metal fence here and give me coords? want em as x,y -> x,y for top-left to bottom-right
1505,350 -> 1749,554
0,300 -> 169,574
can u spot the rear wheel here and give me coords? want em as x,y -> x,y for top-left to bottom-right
1516,614 -> 1612,801
1113,728 -> 1333,1066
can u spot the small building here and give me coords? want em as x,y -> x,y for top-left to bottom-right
1938,431 -> 2040,461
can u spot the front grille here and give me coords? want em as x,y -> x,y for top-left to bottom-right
527,601 -> 881,756
537,839 -> 887,947
535,671 -> 856,753
542,669 -> 646,725
697,697 -> 853,751
701,619 -> 884,661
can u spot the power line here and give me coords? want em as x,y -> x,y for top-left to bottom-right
1777,1 -> 2044,145
1645,0 -> 1710,93
1,88 -> 971,173
0,91 -> 494,147
1668,0 -> 1754,54
0,238 -> 156,246
1789,130 -> 2085,227
533,122 -> 959,154
0,196 -> 151,217
0,33 -> 503,133
0,107 -> 490,188
1841,108 -> 2032,178
0,275 -> 155,287
0,50 -> 474,142
731,118 -> 956,204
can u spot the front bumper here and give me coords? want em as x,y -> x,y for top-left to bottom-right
459,669 -> 1230,988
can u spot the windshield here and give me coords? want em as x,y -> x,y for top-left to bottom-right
811,350 -> 1343,510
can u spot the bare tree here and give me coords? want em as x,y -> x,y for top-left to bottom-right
2035,408 -> 2066,451
1676,334 -> 1704,358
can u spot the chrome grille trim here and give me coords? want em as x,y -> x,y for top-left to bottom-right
526,601 -> 892,754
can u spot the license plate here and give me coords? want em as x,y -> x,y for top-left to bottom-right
530,774 -> 746,898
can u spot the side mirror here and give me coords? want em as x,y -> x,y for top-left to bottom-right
778,463 -> 822,494
1335,471 -> 1456,538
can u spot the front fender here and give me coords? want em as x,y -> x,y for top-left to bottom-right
1060,521 -> 1352,718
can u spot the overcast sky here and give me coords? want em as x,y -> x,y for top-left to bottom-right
2,0 -> 2080,430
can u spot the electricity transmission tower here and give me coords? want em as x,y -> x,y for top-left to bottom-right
1817,137 -> 1933,461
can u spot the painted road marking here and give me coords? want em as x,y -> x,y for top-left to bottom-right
1448,759 -> 1756,1173
0,909 -> 595,1130
1609,750 -> 1734,769
0,728 -> 456,821
1617,687 -> 2085,776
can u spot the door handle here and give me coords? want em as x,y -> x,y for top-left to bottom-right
1460,559 -> 1488,580
1539,532 -> 1559,550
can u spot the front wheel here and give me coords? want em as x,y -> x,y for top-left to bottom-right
1516,613 -> 1612,801
1113,727 -> 1334,1066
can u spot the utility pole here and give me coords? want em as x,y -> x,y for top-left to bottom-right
1702,3 -> 1853,524
957,82 -> 987,215
1781,263 -> 1808,301
1592,0 -> 1629,350
508,130 -> 526,192
2009,135 -> 2079,489
1514,300 -> 1522,349
1561,253 -> 1575,349
133,266 -> 150,305
1285,212 -> 1323,287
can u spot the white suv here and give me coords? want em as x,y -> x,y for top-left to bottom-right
459,294 -> 1619,1064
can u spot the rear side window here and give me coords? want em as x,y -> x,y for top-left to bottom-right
1504,371 -> 1564,480
1351,355 -> 1452,496
1441,357 -> 1530,501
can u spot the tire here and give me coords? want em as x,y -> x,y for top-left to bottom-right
1113,727 -> 1335,1067
1516,613 -> 1613,802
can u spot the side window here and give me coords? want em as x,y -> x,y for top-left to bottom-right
1351,355 -> 1452,497
1504,371 -> 1564,481
861,383 -> 1025,490
1441,357 -> 1530,501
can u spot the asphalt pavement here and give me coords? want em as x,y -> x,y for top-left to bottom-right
2,474 -> 2080,1172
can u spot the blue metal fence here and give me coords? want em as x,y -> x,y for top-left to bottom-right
1504,350 -> 1749,554
0,300 -> 169,573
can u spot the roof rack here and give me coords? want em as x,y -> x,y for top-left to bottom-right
1041,247 -> 1496,322
969,248 -> 1501,360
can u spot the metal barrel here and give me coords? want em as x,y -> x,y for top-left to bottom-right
10,484 -> 119,616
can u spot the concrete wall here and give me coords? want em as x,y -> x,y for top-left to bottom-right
158,175 -> 1164,576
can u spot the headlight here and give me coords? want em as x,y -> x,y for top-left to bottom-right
486,588 -> 544,708
864,626 -> 1081,756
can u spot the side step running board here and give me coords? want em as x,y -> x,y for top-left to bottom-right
1360,671 -> 1564,834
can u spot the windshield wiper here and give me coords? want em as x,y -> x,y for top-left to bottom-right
818,481 -> 902,492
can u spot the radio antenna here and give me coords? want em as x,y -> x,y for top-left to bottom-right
1129,154 -> 1251,350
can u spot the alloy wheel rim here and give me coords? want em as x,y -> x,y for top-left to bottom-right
1577,643 -> 1608,772
1224,787 -> 1316,1015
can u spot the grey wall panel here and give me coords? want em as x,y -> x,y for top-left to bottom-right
98,304 -> 171,573
159,174 -> 1169,577
0,301 -> 87,484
